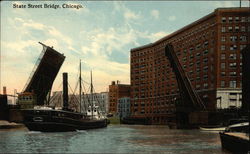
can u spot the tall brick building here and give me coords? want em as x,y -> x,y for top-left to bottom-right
108,81 -> 130,114
130,7 -> 249,124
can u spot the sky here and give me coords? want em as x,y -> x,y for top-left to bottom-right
1,1 -> 249,95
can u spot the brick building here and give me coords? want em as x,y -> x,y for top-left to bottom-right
130,7 -> 249,124
108,81 -> 130,114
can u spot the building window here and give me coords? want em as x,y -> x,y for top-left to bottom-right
230,45 -> 237,51
228,26 -> 233,32
229,72 -> 237,76
196,60 -> 200,66
221,81 -> 225,88
241,26 -> 246,32
241,17 -> 245,22
221,53 -> 226,60
229,62 -> 237,69
189,47 -> 194,53
229,81 -> 237,88
228,17 -> 233,23
235,26 -> 239,32
196,67 -> 200,73
203,58 -> 208,63
203,49 -> 208,55
221,36 -> 226,42
203,83 -> 208,89
196,52 -> 201,58
221,27 -> 226,32
221,45 -> 226,51
203,75 -> 208,80
240,45 -> 247,50
229,54 -> 237,60
182,57 -> 187,62
203,66 -> 208,71
221,63 -> 226,69
240,36 -> 247,42
230,36 -> 237,42
196,44 -> 201,50
235,17 -> 240,22
221,72 -> 226,76
221,17 -> 226,23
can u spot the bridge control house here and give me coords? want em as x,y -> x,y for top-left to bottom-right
130,7 -> 249,125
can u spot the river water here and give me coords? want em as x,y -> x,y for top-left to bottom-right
0,125 -> 229,153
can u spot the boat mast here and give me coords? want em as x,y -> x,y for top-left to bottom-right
90,70 -> 93,118
79,59 -> 82,113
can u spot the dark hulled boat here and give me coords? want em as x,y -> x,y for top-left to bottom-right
219,122 -> 249,153
22,107 -> 108,132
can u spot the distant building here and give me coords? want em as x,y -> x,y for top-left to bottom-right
81,92 -> 109,114
117,97 -> 130,119
109,81 -> 130,114
7,99 -> 12,104
130,7 -> 249,124
17,92 -> 36,109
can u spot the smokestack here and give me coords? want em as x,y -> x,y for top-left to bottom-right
3,86 -> 6,95
63,73 -> 68,110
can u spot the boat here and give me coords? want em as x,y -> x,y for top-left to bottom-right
219,122 -> 249,153
199,126 -> 226,131
199,118 -> 248,131
22,45 -> 108,131
23,106 -> 108,132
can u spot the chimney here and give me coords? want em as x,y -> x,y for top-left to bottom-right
63,73 -> 68,110
112,81 -> 115,85
3,86 -> 6,95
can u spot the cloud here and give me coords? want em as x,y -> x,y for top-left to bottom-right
124,10 -> 140,20
113,2 -> 141,21
149,31 -> 169,42
11,17 -> 73,48
168,15 -> 176,21
151,10 -> 159,19
79,27 -> 138,59
47,27 -> 72,46
23,21 -> 46,30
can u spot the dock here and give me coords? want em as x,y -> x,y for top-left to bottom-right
0,120 -> 25,129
